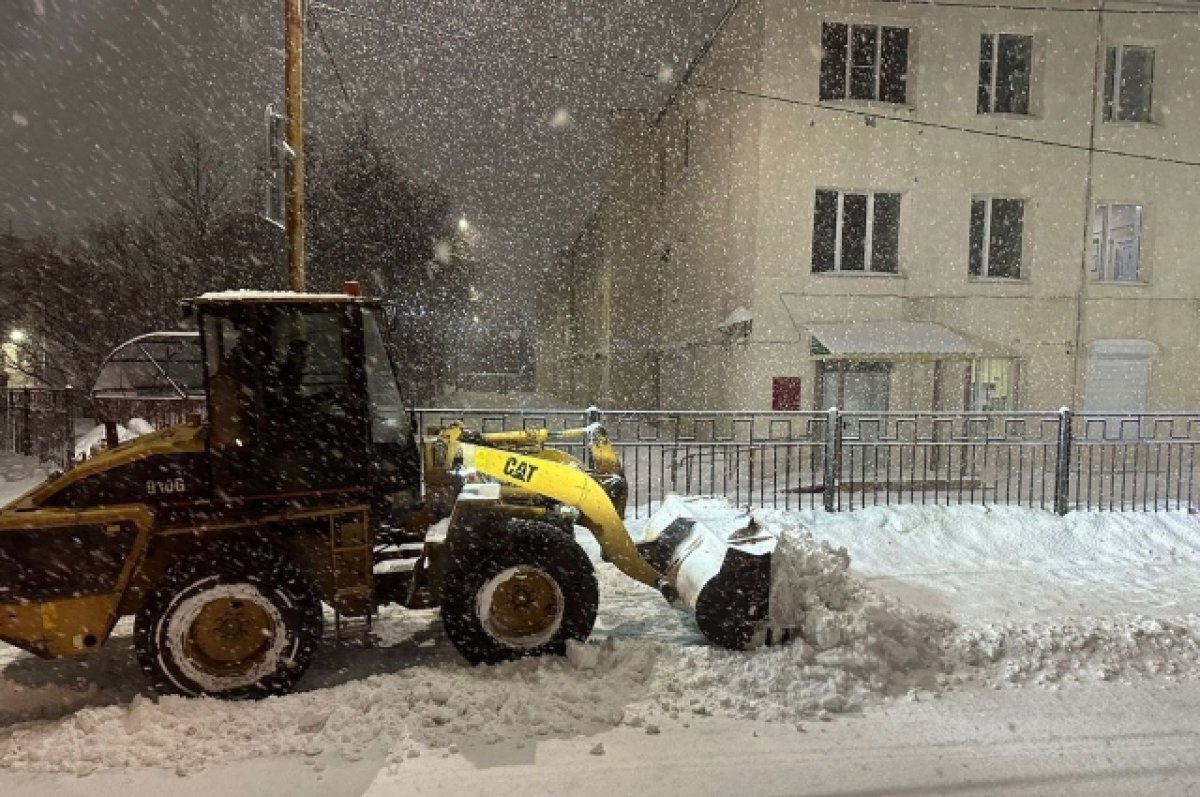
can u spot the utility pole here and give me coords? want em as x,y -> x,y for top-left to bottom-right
284,0 -> 306,291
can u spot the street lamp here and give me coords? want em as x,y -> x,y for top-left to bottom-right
458,217 -> 471,232
9,329 -> 25,343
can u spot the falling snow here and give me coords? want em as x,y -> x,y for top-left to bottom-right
548,107 -> 573,129
5,1 -> 1200,793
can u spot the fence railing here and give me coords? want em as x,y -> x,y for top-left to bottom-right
9,400 -> 1197,516
414,407 -> 1200,517
1,388 -> 74,469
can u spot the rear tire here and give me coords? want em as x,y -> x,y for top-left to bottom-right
441,519 -> 598,665
134,543 -> 321,699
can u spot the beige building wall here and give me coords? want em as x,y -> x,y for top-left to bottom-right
537,111 -> 666,408
543,0 -> 1200,412
656,0 -> 767,409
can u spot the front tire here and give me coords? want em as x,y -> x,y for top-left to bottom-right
134,543 -> 322,699
441,519 -> 598,665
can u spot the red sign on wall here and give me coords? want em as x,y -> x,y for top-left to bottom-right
772,377 -> 803,411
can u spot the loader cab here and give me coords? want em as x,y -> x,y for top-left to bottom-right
190,292 -> 421,508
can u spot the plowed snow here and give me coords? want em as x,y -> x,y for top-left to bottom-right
3,500 -> 1200,775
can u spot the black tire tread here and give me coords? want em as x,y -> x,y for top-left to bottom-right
133,540 -> 321,699
441,519 -> 598,665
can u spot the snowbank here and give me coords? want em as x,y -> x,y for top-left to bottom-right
73,418 -> 155,460
0,453 -> 49,484
0,636 -> 659,776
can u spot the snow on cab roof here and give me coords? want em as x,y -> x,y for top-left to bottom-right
193,290 -> 370,303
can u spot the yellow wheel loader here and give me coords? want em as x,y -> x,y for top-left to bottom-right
0,289 -> 773,699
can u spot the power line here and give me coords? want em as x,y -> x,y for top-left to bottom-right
688,81 -> 1200,169
310,8 -> 354,107
659,0 -> 743,122
310,1 -> 1200,170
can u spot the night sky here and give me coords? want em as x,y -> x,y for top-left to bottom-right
0,0 -> 730,289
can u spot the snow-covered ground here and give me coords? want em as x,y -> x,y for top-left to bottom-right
4,471 -> 1200,794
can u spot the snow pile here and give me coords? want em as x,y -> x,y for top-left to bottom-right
0,638 -> 658,776
948,615 -> 1200,687
73,418 -> 154,460
647,516 -> 951,722
0,453 -> 48,483
5,501 -> 1200,775
624,503 -> 1200,724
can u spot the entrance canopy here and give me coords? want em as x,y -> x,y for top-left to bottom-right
807,322 -> 979,360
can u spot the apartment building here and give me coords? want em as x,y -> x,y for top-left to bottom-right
540,0 -> 1200,412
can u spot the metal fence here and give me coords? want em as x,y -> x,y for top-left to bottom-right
7,399 -> 1196,515
415,407 -> 1200,517
1,388 -> 74,468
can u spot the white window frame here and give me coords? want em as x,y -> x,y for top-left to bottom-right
978,32 -> 1033,115
818,360 -> 892,412
1092,203 -> 1144,283
847,24 -> 883,101
824,23 -> 908,103
816,190 -> 900,273
1105,44 -> 1155,123
970,196 -> 1025,279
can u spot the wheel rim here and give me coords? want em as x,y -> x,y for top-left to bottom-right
477,566 -> 565,649
164,582 -> 291,693
186,597 -> 275,667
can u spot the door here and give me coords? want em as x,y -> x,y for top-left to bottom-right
1084,340 -> 1155,413
819,360 -> 891,411
205,303 -> 369,499
259,305 -> 367,494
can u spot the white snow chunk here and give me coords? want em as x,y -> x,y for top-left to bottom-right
549,107 -> 573,129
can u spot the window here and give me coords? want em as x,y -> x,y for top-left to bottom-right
969,197 -> 1024,279
1104,45 -> 1154,122
772,377 -> 803,411
820,23 -> 909,103
1092,204 -> 1143,282
267,310 -> 349,395
813,190 -> 900,273
968,358 -> 1019,411
205,314 -> 262,448
978,33 -> 1032,114
818,361 -> 891,411
1084,340 -> 1156,414
364,309 -> 410,445
261,308 -> 356,447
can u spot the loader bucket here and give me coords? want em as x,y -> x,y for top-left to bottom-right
636,496 -> 776,650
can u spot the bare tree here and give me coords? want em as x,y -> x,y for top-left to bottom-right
0,124 -> 463,397
151,130 -> 234,253
306,121 -> 469,401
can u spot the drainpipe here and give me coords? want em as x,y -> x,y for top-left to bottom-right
1072,1 -> 1105,406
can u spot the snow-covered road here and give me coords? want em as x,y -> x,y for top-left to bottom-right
3,484 -> 1200,794
5,683 -> 1200,796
